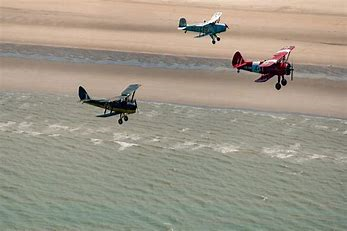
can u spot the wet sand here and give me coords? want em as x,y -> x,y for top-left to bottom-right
2,57 -> 347,118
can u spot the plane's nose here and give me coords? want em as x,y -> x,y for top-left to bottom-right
225,24 -> 229,29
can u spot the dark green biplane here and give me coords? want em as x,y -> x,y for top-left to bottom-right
78,84 -> 141,125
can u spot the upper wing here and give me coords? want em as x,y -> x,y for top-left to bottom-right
260,46 -> 295,68
207,12 -> 222,24
121,84 -> 141,98
106,83 -> 141,102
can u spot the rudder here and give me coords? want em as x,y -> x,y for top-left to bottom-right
78,86 -> 90,101
232,51 -> 245,67
178,18 -> 187,28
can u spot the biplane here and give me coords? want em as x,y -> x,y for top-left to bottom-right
232,46 -> 295,90
78,84 -> 141,124
178,12 -> 229,44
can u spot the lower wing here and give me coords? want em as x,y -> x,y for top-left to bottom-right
194,33 -> 212,38
96,111 -> 120,118
254,74 -> 275,83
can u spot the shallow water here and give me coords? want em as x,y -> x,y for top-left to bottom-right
0,92 -> 346,230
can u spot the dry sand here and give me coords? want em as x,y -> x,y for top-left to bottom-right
1,0 -> 347,118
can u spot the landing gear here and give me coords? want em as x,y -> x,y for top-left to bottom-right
275,82 -> 281,90
275,75 -> 281,90
118,114 -> 128,125
281,77 -> 287,86
210,34 -> 218,44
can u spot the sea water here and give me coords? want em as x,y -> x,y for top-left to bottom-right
0,92 -> 346,230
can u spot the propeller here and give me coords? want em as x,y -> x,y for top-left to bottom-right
134,100 -> 139,113
290,62 -> 294,81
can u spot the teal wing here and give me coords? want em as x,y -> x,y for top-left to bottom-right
121,84 -> 141,98
194,33 -> 212,38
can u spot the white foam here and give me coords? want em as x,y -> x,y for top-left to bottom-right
0,121 -> 16,129
212,144 -> 239,154
49,133 -> 61,137
309,154 -> 327,160
115,141 -> 138,151
180,128 -> 190,132
171,141 -> 197,150
28,131 -> 42,136
69,127 -> 81,132
49,124 -> 69,131
18,122 -> 32,128
151,137 -> 160,142
314,125 -> 329,130
91,138 -> 103,145
13,130 -> 25,134
263,143 -> 300,159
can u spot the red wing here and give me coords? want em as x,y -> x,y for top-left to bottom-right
259,59 -> 277,68
260,46 -> 295,68
254,73 -> 275,83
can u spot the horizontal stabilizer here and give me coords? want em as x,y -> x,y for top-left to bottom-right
96,112 -> 119,118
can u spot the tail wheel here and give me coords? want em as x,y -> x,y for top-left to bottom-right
275,83 -> 281,90
118,118 -> 123,125
124,115 -> 128,121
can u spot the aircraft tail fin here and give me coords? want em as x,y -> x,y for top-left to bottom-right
178,18 -> 187,29
78,86 -> 91,101
232,51 -> 245,68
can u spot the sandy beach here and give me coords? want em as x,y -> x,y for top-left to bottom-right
1,0 -> 347,118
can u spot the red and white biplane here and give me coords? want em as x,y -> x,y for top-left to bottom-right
232,46 -> 295,90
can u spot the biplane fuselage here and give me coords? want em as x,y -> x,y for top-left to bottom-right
86,100 -> 137,115
232,46 -> 295,90
236,60 -> 291,76
78,84 -> 141,124
178,12 -> 228,44
184,23 -> 228,35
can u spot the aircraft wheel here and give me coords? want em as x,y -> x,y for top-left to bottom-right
281,78 -> 287,86
118,118 -> 123,125
217,37 -> 221,41
212,40 -> 216,44
275,83 -> 281,90
124,115 -> 128,121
